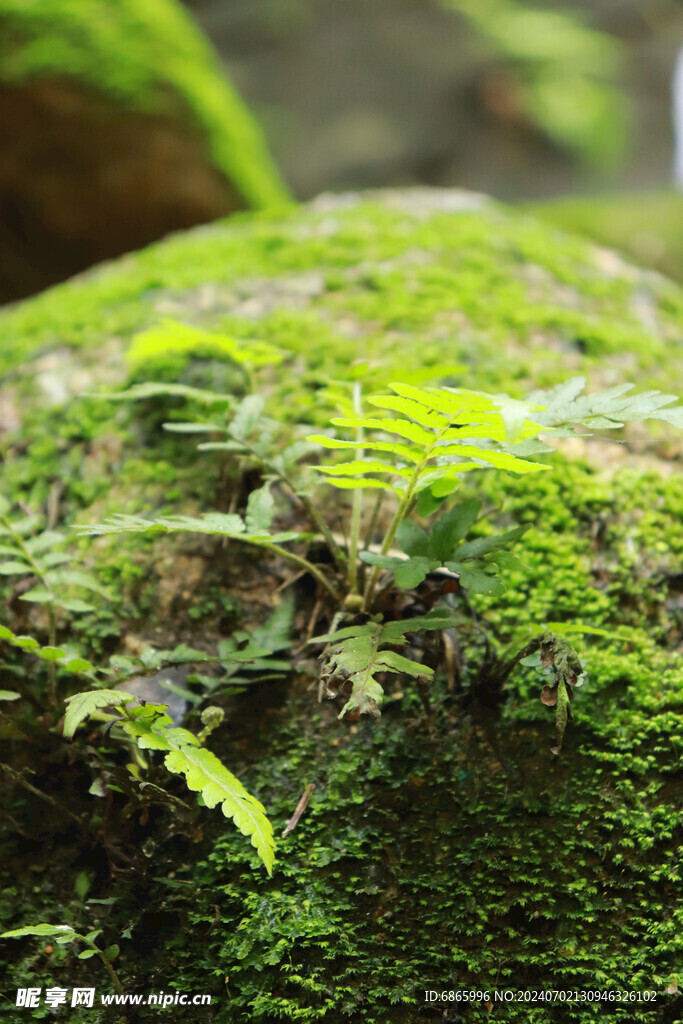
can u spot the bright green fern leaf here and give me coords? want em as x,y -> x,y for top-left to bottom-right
74,508 -> 302,546
163,745 -> 274,875
360,499 -> 527,593
63,689 -> 136,738
308,382 -> 549,503
64,690 -> 276,873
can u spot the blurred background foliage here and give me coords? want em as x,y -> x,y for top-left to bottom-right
184,0 -> 679,197
443,0 -> 628,168
1,0 -> 683,301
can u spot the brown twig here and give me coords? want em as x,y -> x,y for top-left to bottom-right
281,783 -> 315,837
1,763 -> 83,826
203,905 -> 221,938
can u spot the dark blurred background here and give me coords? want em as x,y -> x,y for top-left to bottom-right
2,0 -> 683,304
185,0 -> 681,199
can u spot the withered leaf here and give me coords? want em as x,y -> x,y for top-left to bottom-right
540,684 -> 558,707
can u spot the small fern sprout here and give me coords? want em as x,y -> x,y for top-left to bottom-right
307,381 -> 548,610
1,923 -> 124,996
312,610 -> 462,719
64,689 -> 276,874
198,704 -> 225,740
0,497 -> 111,702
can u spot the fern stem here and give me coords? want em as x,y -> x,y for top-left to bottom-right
1,763 -> 83,825
94,948 -> 125,996
46,605 -> 57,704
1,514 -> 59,703
229,436 -> 346,573
257,540 -> 341,603
362,491 -> 413,611
296,492 -> 347,573
347,384 -> 364,595
362,422 -> 451,610
362,492 -> 383,552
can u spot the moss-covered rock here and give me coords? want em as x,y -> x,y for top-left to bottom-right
528,190 -> 683,284
0,190 -> 681,1022
0,0 -> 290,301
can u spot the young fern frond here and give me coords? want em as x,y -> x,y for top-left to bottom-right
360,498 -> 528,594
308,383 -> 547,608
0,500 -> 112,700
308,378 -> 683,609
64,691 -> 275,874
74,485 -> 340,601
307,382 -> 548,498
312,609 -> 459,719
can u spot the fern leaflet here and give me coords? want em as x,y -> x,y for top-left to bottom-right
312,609 -> 458,718
0,622 -> 95,675
0,500 -> 110,615
64,691 -> 276,873
308,378 -> 683,499
307,382 -> 548,503
361,498 -> 527,594
529,377 -> 683,432
73,486 -> 339,601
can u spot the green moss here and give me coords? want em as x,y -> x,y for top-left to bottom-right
1,197 -> 681,419
1,196 -> 681,566
132,460 -> 677,1023
0,0 -> 290,208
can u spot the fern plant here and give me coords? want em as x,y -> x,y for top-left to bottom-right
1,922 -> 124,995
0,620 -> 276,872
0,498 -> 111,701
106,605 -> 292,699
360,497 -> 527,595
78,375 -> 683,738
98,385 -> 345,575
63,689 -> 275,874
312,609 -> 461,718
307,379 -> 683,607
75,487 -> 339,601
